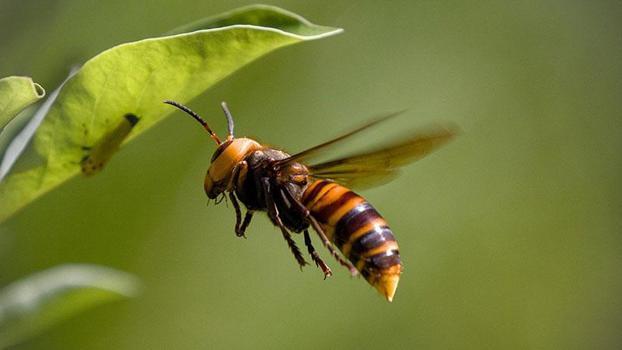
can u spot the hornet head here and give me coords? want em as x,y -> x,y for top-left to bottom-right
164,100 -> 260,199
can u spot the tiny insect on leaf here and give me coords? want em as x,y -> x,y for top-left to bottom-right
80,114 -> 140,176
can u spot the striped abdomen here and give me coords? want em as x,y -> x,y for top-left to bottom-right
301,180 -> 402,301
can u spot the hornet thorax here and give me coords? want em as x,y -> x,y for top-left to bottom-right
235,148 -> 311,233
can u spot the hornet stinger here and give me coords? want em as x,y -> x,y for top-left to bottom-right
164,100 -> 456,302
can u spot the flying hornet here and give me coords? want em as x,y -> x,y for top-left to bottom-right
164,100 -> 456,302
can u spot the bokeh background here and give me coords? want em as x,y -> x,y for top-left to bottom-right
1,1 -> 621,349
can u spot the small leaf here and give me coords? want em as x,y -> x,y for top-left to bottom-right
0,69 -> 76,183
0,5 -> 342,223
0,76 -> 45,130
0,264 -> 140,348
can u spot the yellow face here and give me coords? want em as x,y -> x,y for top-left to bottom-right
204,138 -> 261,199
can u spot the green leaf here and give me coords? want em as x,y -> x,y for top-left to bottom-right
0,76 -> 45,130
0,264 -> 140,347
0,5 -> 342,223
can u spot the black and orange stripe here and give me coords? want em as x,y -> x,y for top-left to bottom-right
301,180 -> 402,301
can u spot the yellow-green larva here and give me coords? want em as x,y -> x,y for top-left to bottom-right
81,113 -> 140,176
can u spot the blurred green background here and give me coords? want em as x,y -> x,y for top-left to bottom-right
1,1 -> 621,349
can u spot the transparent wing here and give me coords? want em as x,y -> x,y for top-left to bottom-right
275,111 -> 405,166
305,125 -> 457,189
276,112 -> 458,190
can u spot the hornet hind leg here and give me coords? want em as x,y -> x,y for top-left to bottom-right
303,229 -> 332,278
280,186 -> 358,277
277,187 -> 332,278
308,216 -> 359,277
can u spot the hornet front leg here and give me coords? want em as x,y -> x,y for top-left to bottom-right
228,192 -> 254,238
227,160 -> 254,238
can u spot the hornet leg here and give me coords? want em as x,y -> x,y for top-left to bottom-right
304,229 -> 332,279
227,160 -> 247,192
239,211 -> 254,237
262,178 -> 307,268
277,187 -> 332,278
308,216 -> 359,277
280,188 -> 358,277
229,192 -> 253,238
